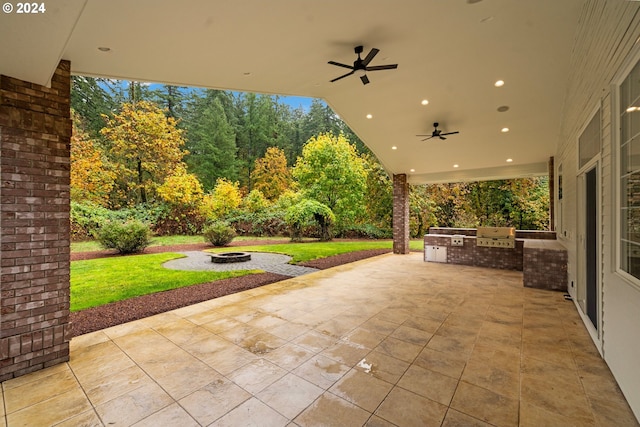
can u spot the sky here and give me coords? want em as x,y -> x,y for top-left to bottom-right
120,81 -> 318,112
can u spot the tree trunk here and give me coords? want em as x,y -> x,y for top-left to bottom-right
137,158 -> 147,203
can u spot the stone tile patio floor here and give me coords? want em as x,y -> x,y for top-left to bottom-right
1,253 -> 638,426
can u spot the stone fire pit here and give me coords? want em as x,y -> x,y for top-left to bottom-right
210,252 -> 252,263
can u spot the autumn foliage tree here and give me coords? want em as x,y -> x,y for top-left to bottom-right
292,133 -> 366,228
70,110 -> 114,206
155,166 -> 206,235
101,101 -> 187,206
201,178 -> 242,219
253,147 -> 292,201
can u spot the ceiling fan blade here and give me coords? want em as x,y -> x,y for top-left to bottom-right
366,64 -> 398,71
360,74 -> 370,85
330,71 -> 355,82
439,136 -> 447,140
361,48 -> 380,66
440,131 -> 460,136
421,136 -> 435,141
328,61 -> 354,70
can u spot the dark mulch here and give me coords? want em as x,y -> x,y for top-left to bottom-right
69,243 -> 392,337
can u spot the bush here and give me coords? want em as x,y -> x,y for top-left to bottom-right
71,202 -> 166,241
153,204 -> 206,236
203,221 -> 236,246
226,209 -> 288,237
96,220 -> 151,254
335,223 -> 392,239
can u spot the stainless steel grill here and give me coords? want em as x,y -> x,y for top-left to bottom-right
476,226 -> 516,248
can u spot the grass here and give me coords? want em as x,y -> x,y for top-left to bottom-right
209,239 -> 424,263
70,253 -> 259,312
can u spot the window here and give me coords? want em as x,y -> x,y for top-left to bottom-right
620,59 -> 640,281
579,109 -> 601,170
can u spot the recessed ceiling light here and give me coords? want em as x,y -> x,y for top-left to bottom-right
421,99 -> 429,106
627,106 -> 638,112
501,127 -> 510,133
506,158 -> 513,163
453,164 -> 459,168
366,114 -> 373,119
497,105 -> 510,112
410,169 -> 415,172
97,47 -> 111,52
392,146 -> 397,150
494,80 -> 505,87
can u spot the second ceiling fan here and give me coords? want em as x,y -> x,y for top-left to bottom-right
328,45 -> 398,85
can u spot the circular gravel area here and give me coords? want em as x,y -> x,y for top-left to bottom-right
163,251 -> 294,271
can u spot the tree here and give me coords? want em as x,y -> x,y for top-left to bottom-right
409,185 -> 438,237
253,147 -> 292,201
286,199 -> 335,241
363,154 -> 393,228
100,101 -> 187,205
201,178 -> 242,219
156,166 -> 206,235
292,133 -> 367,227
425,183 -> 469,227
70,110 -> 115,206
184,91 -> 238,190
151,84 -> 187,118
157,166 -> 203,207
71,76 -> 119,138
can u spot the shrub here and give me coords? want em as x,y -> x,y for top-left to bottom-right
285,199 -> 335,242
153,204 -> 207,236
226,209 -> 288,236
96,220 -> 151,254
335,224 -> 392,239
203,221 -> 236,246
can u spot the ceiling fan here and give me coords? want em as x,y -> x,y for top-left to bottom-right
328,45 -> 398,85
417,122 -> 460,141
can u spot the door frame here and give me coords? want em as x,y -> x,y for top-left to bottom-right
576,157 -> 602,348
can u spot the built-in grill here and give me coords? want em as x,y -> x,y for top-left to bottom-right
476,226 -> 516,248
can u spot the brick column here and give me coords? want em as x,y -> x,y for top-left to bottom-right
392,174 -> 410,254
548,156 -> 554,231
0,61 -> 72,380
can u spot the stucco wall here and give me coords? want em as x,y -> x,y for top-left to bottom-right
556,1 -> 640,418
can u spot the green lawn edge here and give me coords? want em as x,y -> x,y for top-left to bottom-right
71,252 -> 260,312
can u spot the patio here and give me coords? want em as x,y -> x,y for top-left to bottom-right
1,253 -> 636,427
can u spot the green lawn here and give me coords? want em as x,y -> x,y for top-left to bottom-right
70,253 -> 259,312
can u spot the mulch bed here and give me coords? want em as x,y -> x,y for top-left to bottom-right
69,242 -> 392,337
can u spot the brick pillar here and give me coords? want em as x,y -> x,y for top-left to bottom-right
548,156 -> 555,231
0,61 -> 72,380
392,174 -> 410,254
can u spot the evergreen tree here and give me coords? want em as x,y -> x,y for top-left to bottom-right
70,76 -> 118,138
184,90 -> 238,190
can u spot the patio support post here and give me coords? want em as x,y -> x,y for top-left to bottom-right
548,156 -> 555,231
0,61 -> 72,380
392,173 -> 410,254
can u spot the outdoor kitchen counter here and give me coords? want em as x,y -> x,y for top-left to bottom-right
522,239 -> 568,291
424,233 -> 568,290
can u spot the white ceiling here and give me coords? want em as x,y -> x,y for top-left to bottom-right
0,0 -> 586,184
